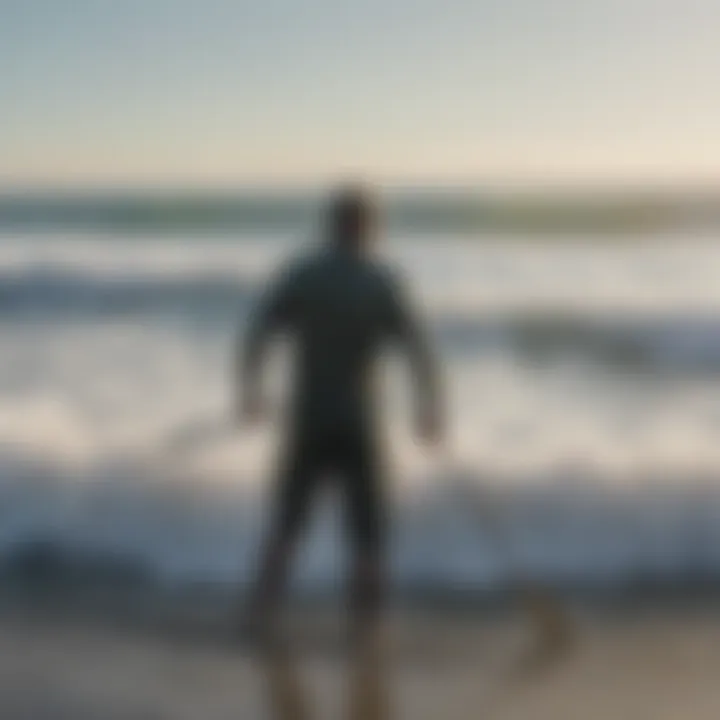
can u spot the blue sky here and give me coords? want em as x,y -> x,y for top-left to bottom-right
2,0 -> 719,187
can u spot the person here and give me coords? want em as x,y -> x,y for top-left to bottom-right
238,184 -> 443,640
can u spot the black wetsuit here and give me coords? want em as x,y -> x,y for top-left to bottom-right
241,245 -> 440,554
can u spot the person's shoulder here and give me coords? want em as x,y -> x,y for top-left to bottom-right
276,248 -> 320,285
366,258 -> 407,294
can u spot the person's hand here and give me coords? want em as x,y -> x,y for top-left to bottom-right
238,392 -> 266,427
416,409 -> 444,449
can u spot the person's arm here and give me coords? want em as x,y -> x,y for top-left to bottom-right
237,263 -> 299,423
385,272 -> 444,444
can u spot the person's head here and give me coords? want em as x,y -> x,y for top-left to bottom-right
325,184 -> 378,254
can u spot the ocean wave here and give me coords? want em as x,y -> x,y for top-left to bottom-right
2,449 -> 720,598
438,312 -> 720,372
0,267 -> 258,319
1,265 -> 720,373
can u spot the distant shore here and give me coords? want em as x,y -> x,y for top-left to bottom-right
2,188 -> 720,234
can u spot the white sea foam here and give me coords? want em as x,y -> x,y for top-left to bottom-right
1,231 -> 720,594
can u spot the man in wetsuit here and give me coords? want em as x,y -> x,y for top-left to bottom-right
239,185 -> 443,636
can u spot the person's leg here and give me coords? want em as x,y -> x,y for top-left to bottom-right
342,438 -> 387,639
259,638 -> 314,720
243,445 -> 318,636
347,627 -> 390,720
348,539 -> 383,641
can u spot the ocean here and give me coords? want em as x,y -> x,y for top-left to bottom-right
3,211 -> 720,601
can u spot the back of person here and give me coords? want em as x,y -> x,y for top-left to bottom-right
284,247 -> 397,437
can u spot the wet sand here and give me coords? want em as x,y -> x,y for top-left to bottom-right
2,597 -> 720,719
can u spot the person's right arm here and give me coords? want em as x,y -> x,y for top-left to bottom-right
237,262 -> 300,424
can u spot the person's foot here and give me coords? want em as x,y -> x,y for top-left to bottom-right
348,613 -> 386,657
231,605 -> 281,651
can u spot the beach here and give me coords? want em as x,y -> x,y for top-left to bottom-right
2,595 -> 719,719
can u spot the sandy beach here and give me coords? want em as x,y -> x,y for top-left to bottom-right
2,595 -> 720,720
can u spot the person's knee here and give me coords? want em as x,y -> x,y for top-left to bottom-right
350,539 -> 383,579
346,501 -> 385,558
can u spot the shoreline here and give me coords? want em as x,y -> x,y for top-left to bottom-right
2,592 -> 720,719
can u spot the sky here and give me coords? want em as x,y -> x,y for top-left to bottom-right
2,0 -> 720,188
